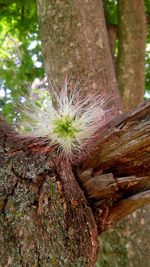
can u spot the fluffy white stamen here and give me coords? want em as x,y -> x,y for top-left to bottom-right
18,81 -> 113,160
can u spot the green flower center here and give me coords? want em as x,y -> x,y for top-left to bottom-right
53,115 -> 80,139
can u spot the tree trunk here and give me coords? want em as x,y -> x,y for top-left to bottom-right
117,0 -> 147,111
0,120 -> 98,266
1,102 -> 150,266
103,2 -> 149,266
36,0 -> 122,111
0,0 -> 150,266
98,207 -> 150,267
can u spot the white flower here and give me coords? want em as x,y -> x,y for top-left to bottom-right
18,80 -> 113,161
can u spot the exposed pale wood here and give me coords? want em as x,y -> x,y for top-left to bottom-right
74,101 -> 150,232
79,170 -> 150,232
81,100 -> 150,177
1,100 -> 150,240
81,174 -> 150,202
81,173 -> 117,201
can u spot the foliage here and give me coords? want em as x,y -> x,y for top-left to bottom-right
103,0 -> 118,26
0,0 -> 44,122
0,1 -> 150,267
0,0 -> 150,119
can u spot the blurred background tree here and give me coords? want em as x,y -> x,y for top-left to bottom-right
1,0 -> 150,120
0,0 -> 150,266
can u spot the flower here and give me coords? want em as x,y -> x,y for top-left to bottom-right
18,80 -> 113,161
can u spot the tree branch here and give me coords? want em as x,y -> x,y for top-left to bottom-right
81,100 -> 150,177
100,190 -> 150,230
76,100 -> 150,231
1,100 -> 150,233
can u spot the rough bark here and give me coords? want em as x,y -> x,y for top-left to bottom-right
80,100 -> 150,173
101,2 -> 149,266
1,0 -> 149,266
0,101 -> 150,266
0,120 -> 98,266
33,0 -> 149,266
117,0 -> 147,110
77,100 -> 150,233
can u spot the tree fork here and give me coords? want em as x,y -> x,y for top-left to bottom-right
0,0 -> 149,265
0,121 -> 99,266
0,100 -> 150,266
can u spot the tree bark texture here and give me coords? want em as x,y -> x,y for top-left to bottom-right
117,0 -> 147,111
101,2 -> 149,266
0,0 -> 150,266
0,121 -> 98,266
0,101 -> 150,266
77,100 -> 150,231
97,208 -> 150,267
36,0 -> 122,111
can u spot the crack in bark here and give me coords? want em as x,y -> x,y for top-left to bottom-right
1,176 -> 18,217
